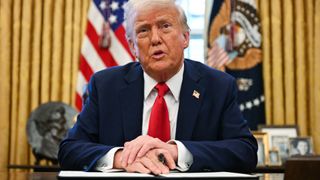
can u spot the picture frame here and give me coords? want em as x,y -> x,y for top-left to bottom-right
258,125 -> 298,149
270,135 -> 289,163
289,137 -> 314,156
268,149 -> 282,166
252,131 -> 269,166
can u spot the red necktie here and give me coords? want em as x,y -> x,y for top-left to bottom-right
148,83 -> 170,142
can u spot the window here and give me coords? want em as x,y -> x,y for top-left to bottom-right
176,0 -> 206,63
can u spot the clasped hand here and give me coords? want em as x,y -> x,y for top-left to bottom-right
114,135 -> 178,174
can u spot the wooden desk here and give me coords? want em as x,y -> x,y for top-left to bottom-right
0,171 -> 283,180
8,164 -> 60,172
284,156 -> 320,180
8,164 -> 285,174
0,171 -> 57,180
6,164 -> 286,179
254,166 -> 284,173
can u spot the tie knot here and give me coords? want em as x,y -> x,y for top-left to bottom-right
155,83 -> 169,97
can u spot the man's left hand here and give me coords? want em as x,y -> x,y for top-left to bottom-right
121,135 -> 178,168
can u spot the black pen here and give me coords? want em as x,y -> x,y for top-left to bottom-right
158,153 -> 167,165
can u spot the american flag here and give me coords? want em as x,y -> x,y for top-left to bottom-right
76,0 -> 134,110
207,0 -> 265,129
207,40 -> 230,69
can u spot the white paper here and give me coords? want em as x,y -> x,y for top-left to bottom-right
59,171 -> 154,178
59,171 -> 258,178
160,172 -> 257,178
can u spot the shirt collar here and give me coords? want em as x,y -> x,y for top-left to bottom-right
144,63 -> 184,102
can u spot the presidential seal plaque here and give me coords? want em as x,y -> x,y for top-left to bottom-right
26,102 -> 77,165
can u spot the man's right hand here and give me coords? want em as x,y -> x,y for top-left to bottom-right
120,135 -> 178,168
113,148 -> 176,175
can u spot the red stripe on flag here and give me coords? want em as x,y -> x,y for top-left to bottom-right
215,47 -> 229,63
80,55 -> 94,82
115,26 -> 135,60
86,22 -> 118,67
217,53 -> 228,63
76,93 -> 83,111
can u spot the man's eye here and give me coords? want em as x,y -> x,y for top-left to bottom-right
137,28 -> 148,34
136,28 -> 148,38
162,23 -> 171,28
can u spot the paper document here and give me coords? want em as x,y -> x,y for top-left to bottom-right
59,171 -> 154,178
161,172 -> 257,178
59,171 -> 258,179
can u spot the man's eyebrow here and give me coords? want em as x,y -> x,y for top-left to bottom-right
156,19 -> 171,24
156,16 -> 175,22
135,23 -> 150,30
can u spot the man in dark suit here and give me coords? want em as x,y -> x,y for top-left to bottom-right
58,0 -> 257,174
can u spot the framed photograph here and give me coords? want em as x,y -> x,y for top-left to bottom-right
289,137 -> 313,156
271,135 -> 289,162
252,131 -> 269,166
268,149 -> 282,166
258,125 -> 298,148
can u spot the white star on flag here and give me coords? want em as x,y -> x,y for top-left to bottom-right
100,1 -> 107,10
109,14 -> 117,24
110,1 -> 119,11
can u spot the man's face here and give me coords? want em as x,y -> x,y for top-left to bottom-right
129,6 -> 189,82
297,141 -> 308,155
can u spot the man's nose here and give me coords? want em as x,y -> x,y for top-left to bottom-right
151,27 -> 161,46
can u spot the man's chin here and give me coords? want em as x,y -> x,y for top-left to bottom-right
150,61 -> 172,70
149,68 -> 178,82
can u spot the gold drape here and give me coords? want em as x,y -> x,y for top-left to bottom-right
0,0 -> 90,171
259,0 -> 320,153
314,0 -> 320,153
0,0 -> 13,172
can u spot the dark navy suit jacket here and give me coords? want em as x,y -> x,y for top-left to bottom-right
58,59 -> 257,172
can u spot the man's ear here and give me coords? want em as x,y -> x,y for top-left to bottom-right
182,31 -> 190,49
128,39 -> 137,57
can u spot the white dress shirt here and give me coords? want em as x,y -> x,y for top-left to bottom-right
96,63 -> 193,172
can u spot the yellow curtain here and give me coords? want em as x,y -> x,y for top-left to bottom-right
259,0 -> 320,153
0,0 -> 90,171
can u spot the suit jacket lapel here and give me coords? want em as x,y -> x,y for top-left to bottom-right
176,60 -> 205,140
119,63 -> 144,141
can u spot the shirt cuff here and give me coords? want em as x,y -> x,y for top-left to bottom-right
168,140 -> 193,171
95,147 -> 122,172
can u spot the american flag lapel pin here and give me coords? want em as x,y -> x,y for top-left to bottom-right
192,90 -> 200,99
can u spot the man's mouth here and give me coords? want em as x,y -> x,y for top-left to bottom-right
151,50 -> 165,59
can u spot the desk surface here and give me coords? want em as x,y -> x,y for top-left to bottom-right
0,171 -> 284,180
0,171 -> 57,180
8,164 -> 285,174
